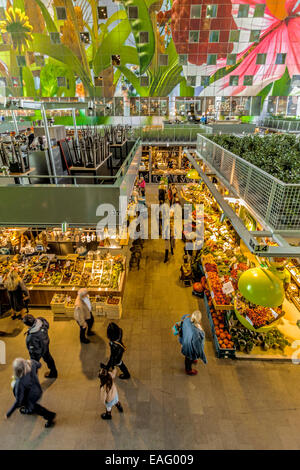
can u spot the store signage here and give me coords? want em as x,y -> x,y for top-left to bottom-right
222,281 -> 234,295
270,309 -> 278,319
151,174 -> 188,184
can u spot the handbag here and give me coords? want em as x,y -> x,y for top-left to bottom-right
172,321 -> 183,337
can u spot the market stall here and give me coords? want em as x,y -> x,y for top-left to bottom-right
181,179 -> 300,360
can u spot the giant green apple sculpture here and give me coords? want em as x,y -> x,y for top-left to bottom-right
238,267 -> 285,308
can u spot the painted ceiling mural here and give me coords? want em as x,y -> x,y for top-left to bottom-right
0,0 -> 299,103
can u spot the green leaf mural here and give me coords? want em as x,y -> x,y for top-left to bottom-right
121,0 -> 155,74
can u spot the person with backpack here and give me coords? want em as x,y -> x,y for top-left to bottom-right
102,322 -> 130,380
6,358 -> 56,428
98,366 -> 123,420
175,311 -> 207,376
23,314 -> 58,379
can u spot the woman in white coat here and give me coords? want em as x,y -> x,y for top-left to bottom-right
74,288 -> 95,344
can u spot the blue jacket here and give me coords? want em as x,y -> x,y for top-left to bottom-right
179,314 -> 207,364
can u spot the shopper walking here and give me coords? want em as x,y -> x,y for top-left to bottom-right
4,271 -> 29,320
138,176 -> 146,197
74,288 -> 95,344
178,311 -> 207,375
23,314 -> 58,379
6,358 -> 56,428
102,322 -> 130,379
158,181 -> 166,204
98,367 -> 123,420
163,214 -> 175,263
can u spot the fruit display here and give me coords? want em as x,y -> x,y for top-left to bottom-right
0,254 -> 125,292
235,292 -> 284,330
230,326 -> 291,354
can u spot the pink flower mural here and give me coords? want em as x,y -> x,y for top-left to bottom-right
200,0 -> 300,96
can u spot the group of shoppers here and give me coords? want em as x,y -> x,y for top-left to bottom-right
5,287 -> 131,426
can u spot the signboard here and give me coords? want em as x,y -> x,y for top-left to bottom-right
151,174 -> 188,184
222,281 -> 234,295
139,170 -> 150,183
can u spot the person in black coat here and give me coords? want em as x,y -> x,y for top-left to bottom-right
6,358 -> 56,428
23,314 -> 58,379
102,322 -> 130,380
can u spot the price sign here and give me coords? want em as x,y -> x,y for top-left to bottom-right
0,276 -> 3,284
222,281 -> 234,295
211,291 -> 214,299
66,261 -> 71,268
234,263 -> 238,270
270,309 -> 278,319
245,315 -> 253,326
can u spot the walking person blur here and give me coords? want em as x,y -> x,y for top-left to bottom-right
23,314 -> 58,379
102,322 -> 130,379
138,176 -> 146,197
163,212 -> 175,263
74,288 -> 95,344
158,181 -> 166,205
4,271 -> 29,320
5,358 -> 56,428
98,367 -> 123,420
178,311 -> 207,375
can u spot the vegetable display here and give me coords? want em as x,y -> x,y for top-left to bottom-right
230,326 -> 291,354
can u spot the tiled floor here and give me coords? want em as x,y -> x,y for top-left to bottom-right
1,186 -> 300,449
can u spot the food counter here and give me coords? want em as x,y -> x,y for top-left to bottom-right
0,254 -> 126,308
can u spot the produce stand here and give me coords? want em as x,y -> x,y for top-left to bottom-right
202,258 -> 234,311
204,294 -> 236,359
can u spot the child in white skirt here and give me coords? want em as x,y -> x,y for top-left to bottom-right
99,367 -> 123,420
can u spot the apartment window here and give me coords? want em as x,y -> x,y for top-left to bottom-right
276,53 -> 286,65
187,76 -> 196,87
292,75 -> 300,86
179,54 -> 188,66
94,76 -> 103,87
35,55 -> 45,67
189,31 -> 199,43
256,53 -> 266,65
250,30 -> 260,42
243,75 -> 253,86
159,54 -> 168,66
57,77 -> 66,87
50,32 -> 61,44
201,76 -> 210,86
80,32 -> 90,44
229,30 -> 240,42
207,54 -> 217,65
227,54 -> 236,66
238,4 -> 249,17
56,6 -> 67,20
139,31 -> 149,43
98,6 -> 108,20
190,5 -> 202,18
254,4 -> 266,17
128,6 -> 138,19
112,55 -> 121,66
206,5 -> 218,18
16,55 -> 26,67
209,30 -> 220,43
229,75 -> 239,86
140,76 -> 149,87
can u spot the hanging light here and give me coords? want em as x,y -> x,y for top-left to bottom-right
186,169 -> 201,180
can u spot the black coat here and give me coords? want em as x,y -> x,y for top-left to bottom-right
6,361 -> 42,417
25,318 -> 50,361
7,282 -> 27,312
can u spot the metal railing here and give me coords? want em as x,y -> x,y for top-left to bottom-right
259,118 -> 300,133
197,134 -> 300,232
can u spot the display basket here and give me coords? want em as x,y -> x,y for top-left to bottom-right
204,294 -> 236,359
234,299 -> 284,333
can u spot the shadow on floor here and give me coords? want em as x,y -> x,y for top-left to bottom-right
79,333 -> 106,380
